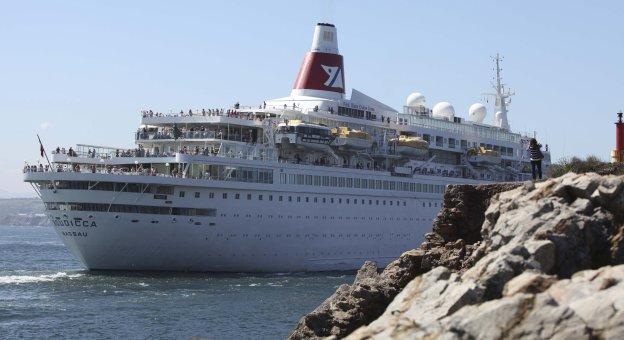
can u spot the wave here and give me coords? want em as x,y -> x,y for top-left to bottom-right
0,271 -> 83,285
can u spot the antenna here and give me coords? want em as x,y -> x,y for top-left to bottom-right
482,53 -> 514,130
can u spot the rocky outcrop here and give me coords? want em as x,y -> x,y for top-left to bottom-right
290,173 -> 624,339
288,183 -> 521,339
348,173 -> 624,339
349,265 -> 624,339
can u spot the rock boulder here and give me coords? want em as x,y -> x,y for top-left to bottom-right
290,173 -> 624,340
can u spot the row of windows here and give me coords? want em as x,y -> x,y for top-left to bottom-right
37,176 -> 273,194
227,213 -> 430,221
337,106 -> 374,120
36,181 -> 175,195
199,191 -> 440,208
45,202 -> 216,216
227,168 -> 273,184
214,232 -> 413,239
279,173 -> 445,194
37,180 -> 440,207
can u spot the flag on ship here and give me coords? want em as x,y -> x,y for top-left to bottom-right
37,134 -> 45,157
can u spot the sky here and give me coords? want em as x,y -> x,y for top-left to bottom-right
1,0 -> 623,197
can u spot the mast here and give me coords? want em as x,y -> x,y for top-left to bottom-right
486,54 -> 514,131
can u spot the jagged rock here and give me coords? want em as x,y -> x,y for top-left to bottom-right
344,173 -> 624,339
433,183 -> 522,245
502,271 -> 557,296
288,183 -> 518,339
524,239 -> 556,273
389,265 -> 624,339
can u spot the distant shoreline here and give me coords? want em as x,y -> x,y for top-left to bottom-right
0,198 -> 49,227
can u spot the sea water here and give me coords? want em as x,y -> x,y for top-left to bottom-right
0,226 -> 353,339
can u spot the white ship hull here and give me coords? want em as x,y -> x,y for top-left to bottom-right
26,166 -> 472,272
50,209 -> 424,272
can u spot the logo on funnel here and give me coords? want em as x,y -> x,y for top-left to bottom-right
322,65 -> 343,89
292,52 -> 345,95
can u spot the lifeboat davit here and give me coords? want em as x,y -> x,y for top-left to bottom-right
390,135 -> 429,157
275,120 -> 334,151
467,147 -> 502,165
331,127 -> 373,150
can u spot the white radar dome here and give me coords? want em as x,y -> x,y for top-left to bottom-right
406,92 -> 426,107
468,103 -> 487,123
432,102 -> 455,121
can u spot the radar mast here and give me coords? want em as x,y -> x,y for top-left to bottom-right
485,54 -> 514,131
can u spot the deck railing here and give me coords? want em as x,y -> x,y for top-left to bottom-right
135,130 -> 256,144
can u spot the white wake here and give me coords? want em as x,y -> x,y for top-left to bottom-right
0,272 -> 83,285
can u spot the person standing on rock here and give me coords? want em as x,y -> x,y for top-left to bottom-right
527,138 -> 544,180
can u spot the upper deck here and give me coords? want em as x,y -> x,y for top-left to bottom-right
140,109 -> 278,128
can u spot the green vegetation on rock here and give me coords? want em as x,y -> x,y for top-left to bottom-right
549,155 -> 624,177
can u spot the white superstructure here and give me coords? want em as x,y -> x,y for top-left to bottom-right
24,23 -> 550,272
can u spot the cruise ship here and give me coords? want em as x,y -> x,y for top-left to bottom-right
24,23 -> 551,272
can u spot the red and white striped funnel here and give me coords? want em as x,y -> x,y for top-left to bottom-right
291,23 -> 345,100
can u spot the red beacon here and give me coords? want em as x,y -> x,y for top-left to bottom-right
612,111 -> 624,162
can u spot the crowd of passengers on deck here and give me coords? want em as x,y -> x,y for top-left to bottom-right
140,106 -> 267,121
141,108 -> 226,117
24,162 -> 163,176
24,155 -> 504,181
46,143 -> 253,160
23,161 -> 217,180
137,125 -> 258,143
140,102 -> 399,126
52,147 -> 78,157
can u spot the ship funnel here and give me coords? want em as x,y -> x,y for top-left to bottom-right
291,23 -> 345,100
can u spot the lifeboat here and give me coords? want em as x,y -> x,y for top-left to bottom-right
330,127 -> 373,150
467,147 -> 502,165
275,120 -> 333,151
390,135 -> 429,157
